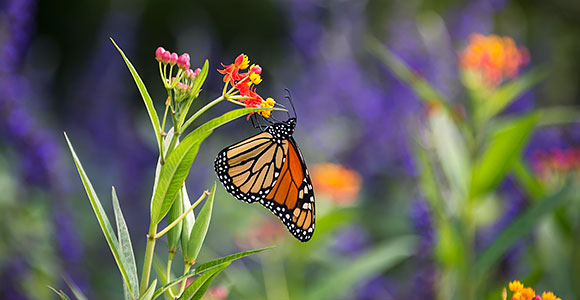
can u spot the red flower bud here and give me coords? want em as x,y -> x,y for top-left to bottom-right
169,52 -> 178,65
155,47 -> 166,61
161,51 -> 171,64
250,65 -> 262,75
532,297 -> 541,300
177,53 -> 191,69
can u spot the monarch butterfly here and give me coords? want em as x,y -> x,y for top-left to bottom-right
214,97 -> 315,242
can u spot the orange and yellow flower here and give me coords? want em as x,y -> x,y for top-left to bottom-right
503,280 -> 560,300
218,53 -> 277,118
311,163 -> 362,205
459,33 -> 529,87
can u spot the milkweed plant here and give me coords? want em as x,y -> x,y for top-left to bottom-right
53,39 -> 282,300
368,33 -> 579,299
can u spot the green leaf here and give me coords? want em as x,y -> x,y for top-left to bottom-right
191,60 -> 209,97
306,236 -> 418,300
48,287 -> 72,300
470,113 -> 538,199
112,187 -> 139,299
64,277 -> 89,300
180,185 -> 195,257
365,36 -> 450,105
179,262 -> 230,300
475,68 -> 546,125
195,246 -> 273,274
184,183 -> 216,264
111,38 -> 162,151
474,187 -> 575,280
167,187 -> 184,252
178,60 -> 210,129
64,132 -> 134,295
151,130 -> 210,224
152,247 -> 270,299
430,112 -> 471,197
139,279 -> 157,300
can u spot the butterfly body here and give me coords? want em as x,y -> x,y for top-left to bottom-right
214,117 -> 315,242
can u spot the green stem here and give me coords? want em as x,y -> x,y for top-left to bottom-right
155,191 -> 209,239
139,222 -> 158,296
167,252 -> 176,298
537,106 -> 580,127
177,265 -> 193,297
181,95 -> 224,132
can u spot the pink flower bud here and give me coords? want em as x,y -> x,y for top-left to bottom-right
251,65 -> 262,75
169,52 -> 178,65
183,69 -> 193,79
194,68 -> 201,77
532,297 -> 541,300
177,53 -> 191,69
161,51 -> 171,64
155,47 -> 166,61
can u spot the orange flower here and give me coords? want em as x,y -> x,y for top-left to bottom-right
459,33 -> 529,87
542,291 -> 561,300
311,163 -> 362,205
218,53 -> 277,118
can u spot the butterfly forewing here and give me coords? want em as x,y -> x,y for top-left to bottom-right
214,118 -> 315,242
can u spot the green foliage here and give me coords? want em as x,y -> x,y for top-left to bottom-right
179,263 -> 230,300
305,236 -> 418,300
470,113 -> 538,199
183,183 -> 216,264
111,38 -> 162,152
64,133 -> 136,296
112,187 -> 139,299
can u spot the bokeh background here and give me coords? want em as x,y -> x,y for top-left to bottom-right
1,0 -> 580,299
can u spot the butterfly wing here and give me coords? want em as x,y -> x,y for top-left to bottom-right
263,137 -> 315,242
215,132 -> 288,203
215,131 -> 315,242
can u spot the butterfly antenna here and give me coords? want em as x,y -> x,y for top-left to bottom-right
284,88 -> 297,120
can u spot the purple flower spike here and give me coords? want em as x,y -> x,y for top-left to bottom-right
155,46 -> 166,61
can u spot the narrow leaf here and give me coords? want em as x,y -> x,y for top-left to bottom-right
179,263 -> 230,300
167,187 -> 184,252
111,38 -> 162,149
306,236 -> 418,300
151,131 -> 210,224
152,247 -> 269,299
195,246 -> 273,274
112,187 -> 139,299
64,277 -> 89,300
430,111 -> 470,197
181,185 -> 195,256
139,279 -> 157,300
474,187 -> 575,279
475,68 -> 546,124
64,132 -> 134,294
470,113 -> 538,198
185,183 -> 216,264
48,287 -> 72,300
191,59 -> 209,98
365,36 -> 451,105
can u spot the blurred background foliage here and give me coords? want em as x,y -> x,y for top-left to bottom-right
1,0 -> 580,299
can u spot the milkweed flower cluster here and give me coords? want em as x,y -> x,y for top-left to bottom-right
502,281 -> 561,300
310,163 -> 362,205
155,46 -> 201,100
218,53 -> 276,118
459,33 -> 529,88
